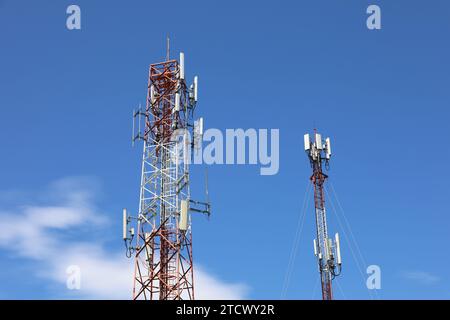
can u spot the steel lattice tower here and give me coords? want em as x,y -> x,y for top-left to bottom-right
123,45 -> 210,300
304,131 -> 342,300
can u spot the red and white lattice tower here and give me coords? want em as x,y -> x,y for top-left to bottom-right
304,130 -> 342,300
123,44 -> 210,300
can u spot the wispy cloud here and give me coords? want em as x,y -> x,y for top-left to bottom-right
402,271 -> 440,285
0,177 -> 249,299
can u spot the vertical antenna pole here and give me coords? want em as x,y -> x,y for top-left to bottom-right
166,35 -> 170,61
132,109 -> 135,147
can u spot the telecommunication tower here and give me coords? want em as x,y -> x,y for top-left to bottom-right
123,44 -> 210,300
304,131 -> 342,300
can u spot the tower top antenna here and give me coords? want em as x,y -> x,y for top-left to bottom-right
166,35 -> 170,61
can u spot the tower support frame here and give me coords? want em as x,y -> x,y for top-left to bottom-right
124,51 -> 208,300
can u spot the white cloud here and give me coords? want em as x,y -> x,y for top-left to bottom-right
402,271 -> 440,285
195,266 -> 249,300
0,177 -> 249,299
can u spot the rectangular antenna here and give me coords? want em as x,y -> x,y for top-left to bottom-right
179,52 -> 185,80
194,76 -> 198,102
132,110 -> 135,146
324,237 -> 329,260
179,200 -> 189,231
328,238 -> 333,257
150,85 -> 156,105
189,85 -> 194,100
315,133 -> 322,150
335,233 -> 342,265
175,93 -> 180,112
304,134 -> 310,151
313,239 -> 318,256
122,208 -> 127,240
326,137 -> 331,159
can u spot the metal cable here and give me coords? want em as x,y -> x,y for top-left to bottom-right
335,278 -> 347,300
324,184 -> 376,300
328,182 -> 381,299
280,182 -> 311,298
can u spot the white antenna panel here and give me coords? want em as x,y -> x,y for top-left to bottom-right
179,200 -> 189,231
325,237 -> 330,260
122,208 -> 127,240
150,85 -> 156,105
326,137 -> 331,158
179,52 -> 185,80
315,133 -> 322,150
304,134 -> 310,151
198,117 -> 204,135
335,233 -> 342,265
189,84 -> 194,100
194,76 -> 198,102
175,93 -> 180,112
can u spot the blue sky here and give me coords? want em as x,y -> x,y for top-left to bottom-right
0,0 -> 450,299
